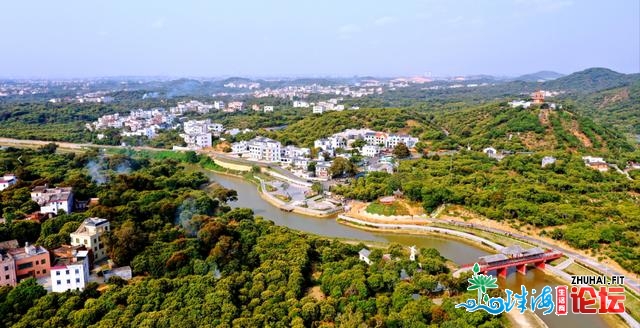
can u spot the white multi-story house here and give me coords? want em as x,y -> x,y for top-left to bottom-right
182,133 -> 212,149
361,145 -> 381,157
51,250 -> 90,293
0,174 -> 17,191
315,162 -> 332,180
263,106 -> 274,112
312,105 -> 325,114
364,132 -> 388,146
30,186 -> 74,215
292,157 -> 310,170
314,137 -> 346,153
248,137 -> 282,162
231,141 -> 249,153
181,120 -> 213,149
183,120 -> 210,135
70,217 -> 110,262
386,134 -> 419,148
213,101 -> 225,110
208,123 -> 224,133
281,145 -> 310,159
293,100 -> 310,108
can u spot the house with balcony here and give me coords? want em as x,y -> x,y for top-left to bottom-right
70,217 -> 110,262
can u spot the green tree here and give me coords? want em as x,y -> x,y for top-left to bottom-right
329,157 -> 357,178
393,142 -> 411,158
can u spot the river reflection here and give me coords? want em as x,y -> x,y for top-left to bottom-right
202,168 -> 612,328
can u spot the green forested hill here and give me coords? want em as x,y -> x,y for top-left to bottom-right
572,81 -> 640,138
542,67 -> 640,93
273,104 -> 633,153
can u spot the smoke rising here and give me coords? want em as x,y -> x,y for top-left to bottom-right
175,198 -> 197,237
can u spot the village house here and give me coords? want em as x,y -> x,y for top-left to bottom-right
263,105 -> 274,112
209,123 -> 225,134
315,162 -> 332,180
312,105 -> 325,114
213,101 -> 225,110
0,240 -> 19,287
292,100 -> 310,108
359,248 -> 372,265
50,250 -> 90,293
238,137 -> 282,162
361,145 -> 381,157
627,161 -> 640,170
227,101 -> 244,112
30,185 -> 74,215
0,250 -> 16,286
180,120 -> 212,149
9,242 -> 50,282
70,217 -> 110,262
0,174 -> 17,191
582,156 -> 609,172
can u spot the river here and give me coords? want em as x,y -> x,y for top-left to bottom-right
203,169 -> 612,328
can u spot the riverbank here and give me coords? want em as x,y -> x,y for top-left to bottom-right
196,160 -> 341,218
337,214 -> 637,328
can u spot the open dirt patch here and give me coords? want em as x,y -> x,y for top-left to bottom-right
307,286 -> 326,301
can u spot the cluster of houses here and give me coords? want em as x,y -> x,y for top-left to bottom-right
315,129 -> 419,157
169,100 -> 215,115
253,84 -> 381,100
177,119 -> 254,150
0,217 -> 130,292
86,100 -> 252,143
87,108 -> 177,140
292,98 -> 350,113
508,90 -> 560,109
30,185 -> 75,215
229,129 -> 419,180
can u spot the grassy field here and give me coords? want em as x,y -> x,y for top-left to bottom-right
365,201 -> 411,216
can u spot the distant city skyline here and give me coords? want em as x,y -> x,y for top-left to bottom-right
0,0 -> 638,78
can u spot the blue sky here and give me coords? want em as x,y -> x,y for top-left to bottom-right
0,0 -> 638,78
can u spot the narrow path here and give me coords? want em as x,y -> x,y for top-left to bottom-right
338,214 -> 504,251
554,258 -> 574,270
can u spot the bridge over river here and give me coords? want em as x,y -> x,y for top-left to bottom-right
456,245 -> 563,278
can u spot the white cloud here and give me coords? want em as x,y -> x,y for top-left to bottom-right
374,16 -> 396,26
151,18 -> 166,29
337,24 -> 362,39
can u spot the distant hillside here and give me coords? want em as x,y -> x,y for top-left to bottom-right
514,70 -> 564,82
272,105 -> 632,153
573,80 -> 640,138
435,104 -> 633,152
542,67 -> 639,93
